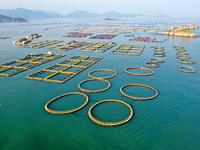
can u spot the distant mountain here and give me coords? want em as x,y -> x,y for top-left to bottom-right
101,11 -> 128,18
0,8 -> 63,20
0,14 -> 27,23
65,10 -> 99,18
0,8 -> 171,20
65,10 -> 145,18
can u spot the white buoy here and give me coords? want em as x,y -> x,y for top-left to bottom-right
47,52 -> 53,55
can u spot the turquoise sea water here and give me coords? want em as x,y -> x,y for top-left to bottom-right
0,19 -> 200,150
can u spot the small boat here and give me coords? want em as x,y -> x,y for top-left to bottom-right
26,33 -> 42,39
13,38 -> 31,45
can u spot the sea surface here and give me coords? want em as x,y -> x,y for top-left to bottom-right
0,18 -> 200,150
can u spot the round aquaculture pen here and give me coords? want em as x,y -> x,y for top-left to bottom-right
179,59 -> 196,65
145,62 -> 160,68
88,99 -> 133,126
88,69 -> 117,79
125,67 -> 154,76
45,92 -> 89,114
150,58 -> 165,63
176,52 -> 189,56
154,51 -> 165,55
175,49 -> 187,52
153,53 -> 166,57
78,78 -> 110,93
120,83 -> 158,100
176,55 -> 191,60
179,66 -> 197,73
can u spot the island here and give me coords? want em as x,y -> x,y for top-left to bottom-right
157,24 -> 199,38
0,14 -> 28,23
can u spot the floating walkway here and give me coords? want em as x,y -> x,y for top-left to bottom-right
25,55 -> 102,83
88,99 -> 133,126
79,41 -> 116,53
0,53 -> 65,77
20,40 -> 63,49
174,46 -> 197,73
48,41 -> 91,51
110,44 -> 145,56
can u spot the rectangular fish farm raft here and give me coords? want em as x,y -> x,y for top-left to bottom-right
89,34 -> 118,39
79,41 -> 116,53
47,41 -> 92,51
25,55 -> 102,83
63,32 -> 93,38
110,44 -> 145,56
20,40 -> 64,49
0,53 -> 65,77
129,36 -> 167,43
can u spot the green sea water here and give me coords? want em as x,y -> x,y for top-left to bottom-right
0,19 -> 200,150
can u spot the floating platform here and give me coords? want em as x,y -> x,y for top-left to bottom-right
20,40 -> 63,49
110,44 -> 145,56
48,41 -> 91,51
0,53 -> 65,77
129,36 -> 167,43
63,32 -> 93,38
79,41 -> 116,53
89,34 -> 118,39
25,55 -> 102,84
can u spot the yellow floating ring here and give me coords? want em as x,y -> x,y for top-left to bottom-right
88,69 -> 117,79
78,78 -> 110,93
179,59 -> 196,65
176,55 -> 191,60
175,49 -> 187,52
150,58 -> 165,63
45,92 -> 89,114
179,66 -> 197,73
120,84 -> 158,100
88,99 -> 133,126
176,52 -> 189,56
145,62 -> 160,68
153,53 -> 166,57
154,51 -> 165,54
125,67 -> 154,76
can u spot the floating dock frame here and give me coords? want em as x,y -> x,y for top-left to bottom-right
79,41 -> 116,53
0,53 -> 65,77
25,55 -> 102,83
110,44 -> 145,56
48,41 -> 91,51
20,40 -> 63,49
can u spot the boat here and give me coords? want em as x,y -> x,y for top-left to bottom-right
26,33 -> 42,39
12,38 -> 31,45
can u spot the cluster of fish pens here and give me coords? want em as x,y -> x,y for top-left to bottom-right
110,44 -> 145,56
0,53 -> 65,77
47,41 -> 91,51
145,46 -> 166,68
174,46 -> 197,73
129,36 -> 167,43
20,40 -> 63,49
25,56 -> 102,83
79,41 -> 116,53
